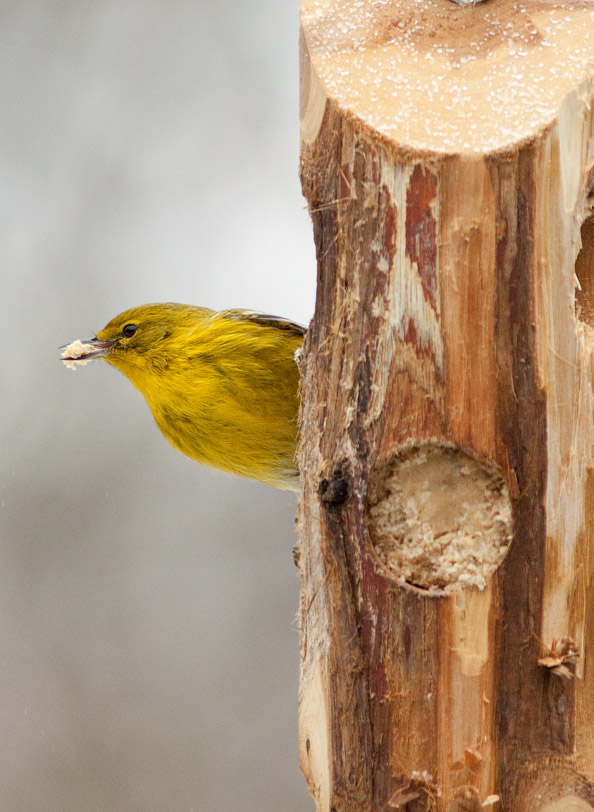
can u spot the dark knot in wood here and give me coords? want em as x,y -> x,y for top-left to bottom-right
319,469 -> 351,508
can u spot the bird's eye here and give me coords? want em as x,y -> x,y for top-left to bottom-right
122,323 -> 138,338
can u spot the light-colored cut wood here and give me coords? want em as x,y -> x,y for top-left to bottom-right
298,1 -> 594,810
539,798 -> 594,812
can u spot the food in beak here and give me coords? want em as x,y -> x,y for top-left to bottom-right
61,339 -> 102,369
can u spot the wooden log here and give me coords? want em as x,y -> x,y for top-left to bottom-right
297,2 -> 594,810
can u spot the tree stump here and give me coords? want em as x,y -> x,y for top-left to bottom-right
297,2 -> 594,810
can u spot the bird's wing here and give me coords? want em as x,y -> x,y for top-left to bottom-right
223,309 -> 307,337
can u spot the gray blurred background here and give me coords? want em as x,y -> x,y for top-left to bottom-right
0,2 -> 315,810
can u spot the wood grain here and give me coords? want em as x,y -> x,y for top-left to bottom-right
298,2 -> 594,810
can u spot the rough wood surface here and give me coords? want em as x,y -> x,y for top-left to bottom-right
298,2 -> 594,810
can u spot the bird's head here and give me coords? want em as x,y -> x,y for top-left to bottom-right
60,302 -> 213,378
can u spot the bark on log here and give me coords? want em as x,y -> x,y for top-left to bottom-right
297,2 -> 594,811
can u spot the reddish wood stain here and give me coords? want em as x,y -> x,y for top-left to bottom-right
406,165 -> 438,312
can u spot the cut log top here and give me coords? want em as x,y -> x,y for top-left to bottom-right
301,0 -> 594,153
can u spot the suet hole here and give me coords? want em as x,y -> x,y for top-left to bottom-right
575,213 -> 594,327
367,444 -> 512,593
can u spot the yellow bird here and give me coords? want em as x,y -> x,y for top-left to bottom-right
61,303 -> 305,490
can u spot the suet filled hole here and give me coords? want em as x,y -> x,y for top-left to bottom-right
367,444 -> 512,593
575,212 -> 594,327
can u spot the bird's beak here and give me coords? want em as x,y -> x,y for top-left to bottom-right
60,337 -> 115,362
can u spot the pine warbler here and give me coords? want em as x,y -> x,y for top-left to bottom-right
61,303 -> 305,490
